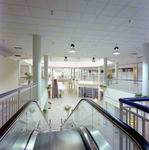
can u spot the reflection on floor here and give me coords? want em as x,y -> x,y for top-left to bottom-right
48,82 -> 81,130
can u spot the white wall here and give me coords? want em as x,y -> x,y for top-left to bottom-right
104,88 -> 134,117
0,55 -> 19,94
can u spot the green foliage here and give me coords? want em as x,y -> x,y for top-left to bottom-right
135,93 -> 142,97
59,89 -> 64,95
100,84 -> 107,90
46,85 -> 51,90
24,72 -> 33,81
64,105 -> 71,112
107,74 -> 112,78
43,109 -> 47,114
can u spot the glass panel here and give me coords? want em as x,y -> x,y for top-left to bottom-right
1,102 -> 49,150
63,100 -> 139,150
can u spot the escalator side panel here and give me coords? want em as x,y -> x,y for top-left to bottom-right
33,130 -> 87,150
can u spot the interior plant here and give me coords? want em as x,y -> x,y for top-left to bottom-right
61,74 -> 64,78
100,84 -> 107,91
24,72 -> 33,84
92,73 -> 95,80
107,74 -> 112,84
64,105 -> 71,118
83,75 -> 86,80
59,89 -> 64,98
43,109 -> 47,114
46,85 -> 51,91
46,85 -> 51,98
135,93 -> 142,98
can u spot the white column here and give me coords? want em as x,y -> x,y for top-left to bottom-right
115,63 -> 118,84
18,60 -> 20,85
29,65 -> 32,74
50,67 -> 53,99
74,68 -> 75,79
33,35 -> 41,107
103,58 -> 107,86
98,67 -> 101,100
143,43 -> 149,96
77,68 -> 79,97
44,55 -> 48,121
71,68 -> 72,79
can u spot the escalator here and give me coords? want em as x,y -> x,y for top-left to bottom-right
0,99 -> 149,150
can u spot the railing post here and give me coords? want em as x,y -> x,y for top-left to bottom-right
2,103 -> 4,126
18,90 -> 20,110
120,101 -> 123,121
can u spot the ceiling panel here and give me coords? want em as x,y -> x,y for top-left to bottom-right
67,0 -> 87,13
5,0 -> 27,5
84,1 -> 106,14
9,5 -> 31,16
0,0 -> 148,65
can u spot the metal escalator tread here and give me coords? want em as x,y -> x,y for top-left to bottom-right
33,130 -> 87,150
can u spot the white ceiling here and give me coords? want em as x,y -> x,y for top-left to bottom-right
0,0 -> 149,65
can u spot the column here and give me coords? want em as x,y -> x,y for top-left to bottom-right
18,60 -> 20,85
77,68 -> 79,97
44,55 -> 49,121
98,67 -> 101,101
133,64 -> 137,84
103,58 -> 107,86
103,58 -> 107,109
29,65 -> 32,74
115,63 -> 118,84
33,35 -> 41,107
71,68 -> 72,93
142,43 -> 149,96
50,67 -> 53,99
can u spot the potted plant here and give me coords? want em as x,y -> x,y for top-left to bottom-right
46,85 -> 51,91
100,84 -> 107,91
43,109 -> 47,114
107,74 -> 112,85
92,73 -> 95,80
59,89 -> 64,98
24,72 -> 33,84
61,74 -> 64,78
135,93 -> 142,98
46,85 -> 51,98
83,75 -> 86,80
64,105 -> 71,118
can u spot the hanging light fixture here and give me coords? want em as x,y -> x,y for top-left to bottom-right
92,57 -> 95,62
64,56 -> 68,61
113,46 -> 120,55
69,44 -> 76,53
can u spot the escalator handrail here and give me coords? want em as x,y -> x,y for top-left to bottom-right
62,98 -> 149,150
0,100 -> 45,141
24,129 -> 40,150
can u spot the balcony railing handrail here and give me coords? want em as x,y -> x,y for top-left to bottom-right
119,97 -> 149,113
108,78 -> 142,82
0,82 -> 37,99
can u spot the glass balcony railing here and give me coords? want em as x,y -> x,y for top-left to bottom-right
62,98 -> 149,150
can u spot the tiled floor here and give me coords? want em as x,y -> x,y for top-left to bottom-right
48,82 -> 81,130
